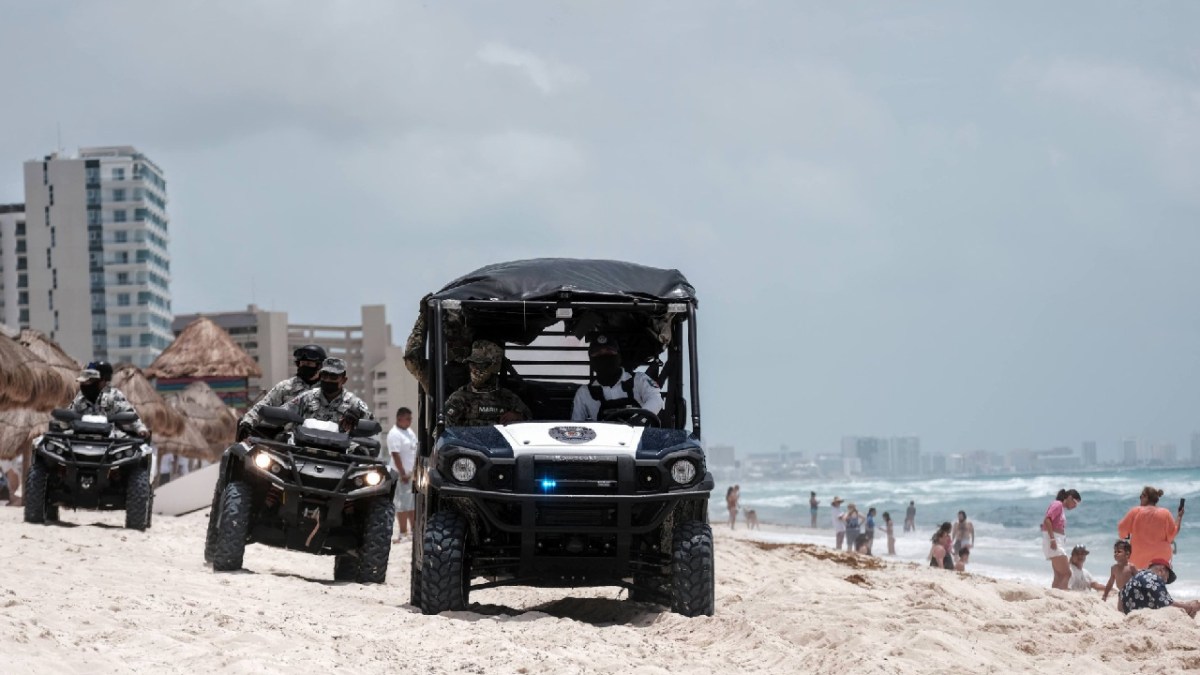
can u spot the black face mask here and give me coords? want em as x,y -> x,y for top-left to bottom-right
81,383 -> 102,401
297,364 -> 319,383
592,356 -> 623,387
320,381 -> 342,398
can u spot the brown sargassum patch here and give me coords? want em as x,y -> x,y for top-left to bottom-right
748,540 -> 885,570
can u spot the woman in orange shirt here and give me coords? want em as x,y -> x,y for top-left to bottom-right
1117,486 -> 1183,569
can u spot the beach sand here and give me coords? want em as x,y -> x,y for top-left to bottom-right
1,507 -> 1197,674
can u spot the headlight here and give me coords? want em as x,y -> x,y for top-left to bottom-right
670,459 -> 697,484
451,457 -> 477,482
363,470 -> 382,486
253,452 -> 273,470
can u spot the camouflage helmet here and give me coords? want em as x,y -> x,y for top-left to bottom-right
465,340 -> 503,365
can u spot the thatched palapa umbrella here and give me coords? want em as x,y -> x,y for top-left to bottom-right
110,364 -> 186,438
165,381 -> 238,459
18,329 -> 81,410
0,333 -> 37,411
0,409 -> 49,460
147,317 -> 262,410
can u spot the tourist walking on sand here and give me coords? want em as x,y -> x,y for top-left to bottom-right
882,512 -> 896,555
953,511 -> 975,552
726,485 -> 740,530
810,491 -> 819,528
929,522 -> 953,570
1117,485 -> 1183,569
904,501 -> 916,533
1041,488 -> 1082,590
831,496 -> 846,550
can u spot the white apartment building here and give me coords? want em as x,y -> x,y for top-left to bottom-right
20,147 -> 173,366
0,204 -> 25,327
172,304 -> 418,429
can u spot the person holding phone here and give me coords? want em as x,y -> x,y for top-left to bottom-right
1117,485 -> 1183,569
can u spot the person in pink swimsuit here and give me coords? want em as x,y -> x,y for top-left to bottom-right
1042,488 -> 1082,589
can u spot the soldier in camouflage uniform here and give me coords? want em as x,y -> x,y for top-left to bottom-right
283,357 -> 373,431
444,340 -> 531,426
403,295 -> 472,393
238,344 -> 326,440
68,362 -> 150,438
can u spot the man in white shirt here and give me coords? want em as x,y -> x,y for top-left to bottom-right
387,406 -> 418,542
570,334 -> 664,422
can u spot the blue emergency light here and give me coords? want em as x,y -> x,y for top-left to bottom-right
540,478 -> 557,491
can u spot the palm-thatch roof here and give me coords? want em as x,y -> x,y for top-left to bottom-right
146,317 -> 262,379
0,336 -> 37,411
164,381 -> 237,456
110,364 -> 186,438
0,409 -> 49,460
18,329 -> 80,410
154,418 -> 213,461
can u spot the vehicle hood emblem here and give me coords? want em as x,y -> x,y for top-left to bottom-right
548,426 -> 597,444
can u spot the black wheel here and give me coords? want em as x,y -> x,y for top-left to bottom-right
419,511 -> 468,614
46,503 -> 60,522
212,481 -> 252,572
356,495 -> 394,583
409,497 -> 424,606
124,466 -> 152,530
23,461 -> 49,524
670,521 -> 715,617
146,493 -> 154,529
334,555 -> 359,581
203,476 -> 225,564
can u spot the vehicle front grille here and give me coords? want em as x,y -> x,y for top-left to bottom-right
530,460 -> 618,495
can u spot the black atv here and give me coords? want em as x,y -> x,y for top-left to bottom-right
24,408 -> 154,530
204,406 -> 397,583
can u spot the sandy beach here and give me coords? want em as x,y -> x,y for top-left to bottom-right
1,507 -> 1198,674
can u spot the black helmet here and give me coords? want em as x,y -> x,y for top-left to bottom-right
86,360 -> 113,381
293,344 -> 327,363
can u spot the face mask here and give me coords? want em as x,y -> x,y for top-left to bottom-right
320,380 -> 341,398
469,360 -> 500,389
297,364 -> 319,382
81,383 -> 102,400
592,355 -> 623,387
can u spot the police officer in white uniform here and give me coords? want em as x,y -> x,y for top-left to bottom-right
570,334 -> 664,422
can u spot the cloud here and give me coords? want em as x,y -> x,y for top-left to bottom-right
477,42 -> 586,95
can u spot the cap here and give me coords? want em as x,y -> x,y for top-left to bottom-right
1148,557 -> 1177,584
1071,545 -> 1089,555
319,357 -> 347,375
588,334 -> 620,357
465,340 -> 502,364
831,496 -> 844,505
76,368 -> 101,382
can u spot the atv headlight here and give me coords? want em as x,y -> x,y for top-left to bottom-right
670,459 -> 697,485
363,470 -> 382,486
451,457 -> 477,482
253,452 -> 273,470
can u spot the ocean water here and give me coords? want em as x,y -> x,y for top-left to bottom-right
713,468 -> 1200,598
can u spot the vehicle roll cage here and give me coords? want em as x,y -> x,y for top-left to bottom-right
427,297 -> 702,440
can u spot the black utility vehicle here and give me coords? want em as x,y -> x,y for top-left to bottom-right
24,408 -> 154,530
410,258 -> 715,616
204,406 -> 397,583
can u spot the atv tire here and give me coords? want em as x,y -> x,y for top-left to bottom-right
334,555 -> 359,581
212,481 -> 252,572
124,466 -> 152,530
670,520 -> 715,617
419,511 -> 468,614
356,495 -> 394,583
23,461 -> 49,524
203,477 -> 224,564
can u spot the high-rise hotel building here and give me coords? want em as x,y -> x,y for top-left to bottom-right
17,146 -> 172,367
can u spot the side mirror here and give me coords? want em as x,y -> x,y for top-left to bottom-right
352,419 -> 382,437
51,408 -> 81,422
260,406 -> 303,426
109,412 -> 139,424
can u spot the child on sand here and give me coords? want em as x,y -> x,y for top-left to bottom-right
1103,539 -> 1137,612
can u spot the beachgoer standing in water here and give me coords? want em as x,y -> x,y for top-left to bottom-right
904,501 -> 916,533
726,485 -> 740,530
1042,488 -> 1082,590
929,522 -> 953,570
809,491 -> 819,528
882,512 -> 896,555
953,511 -> 975,552
842,503 -> 862,553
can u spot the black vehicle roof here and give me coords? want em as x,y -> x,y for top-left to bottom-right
431,258 -> 697,304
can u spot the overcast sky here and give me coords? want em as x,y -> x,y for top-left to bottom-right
2,1 -> 1198,461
